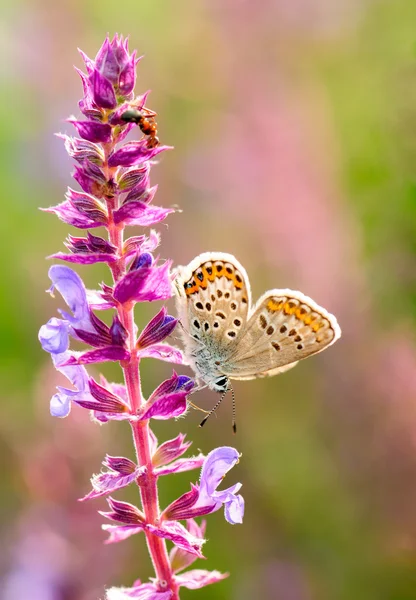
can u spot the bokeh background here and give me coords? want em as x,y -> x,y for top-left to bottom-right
2,0 -> 416,598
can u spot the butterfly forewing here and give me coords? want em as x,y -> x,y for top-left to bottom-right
175,252 -> 251,358
222,289 -> 341,379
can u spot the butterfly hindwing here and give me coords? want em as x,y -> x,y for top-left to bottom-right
222,289 -> 341,380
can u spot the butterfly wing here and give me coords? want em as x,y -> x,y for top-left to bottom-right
221,289 -> 341,380
174,252 -> 252,364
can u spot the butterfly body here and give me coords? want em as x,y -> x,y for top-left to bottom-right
174,252 -> 341,392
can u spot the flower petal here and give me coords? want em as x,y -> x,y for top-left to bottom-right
47,352 -> 92,417
51,252 -> 118,265
69,119 -> 112,143
152,433 -> 192,468
42,200 -> 104,229
118,53 -> 136,95
48,265 -> 91,329
100,496 -> 144,525
64,346 -> 130,365
137,308 -> 176,349
91,69 -> 117,108
103,524 -> 145,544
140,391 -> 188,421
199,446 -> 241,500
146,521 -> 204,558
80,455 -> 143,501
175,569 -> 228,590
196,446 -> 244,524
108,141 -> 168,167
223,494 -> 245,525
113,201 -> 174,227
138,344 -> 184,364
50,392 -> 71,417
39,317 -> 69,354
155,455 -> 205,477
169,520 -> 207,574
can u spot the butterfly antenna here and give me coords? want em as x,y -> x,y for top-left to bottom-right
199,389 -> 228,428
230,384 -> 237,434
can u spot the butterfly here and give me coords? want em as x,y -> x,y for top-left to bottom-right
174,252 -> 341,430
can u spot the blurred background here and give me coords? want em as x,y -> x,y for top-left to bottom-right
1,0 -> 416,598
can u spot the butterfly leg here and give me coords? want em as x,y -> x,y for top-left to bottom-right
187,400 -> 210,414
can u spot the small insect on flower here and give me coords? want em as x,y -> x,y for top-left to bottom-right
121,107 -> 160,148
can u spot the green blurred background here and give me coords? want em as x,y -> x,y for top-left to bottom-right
2,0 -> 416,598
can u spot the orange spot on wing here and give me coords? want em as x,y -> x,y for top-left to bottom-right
185,277 -> 200,296
267,299 -> 283,312
234,275 -> 243,289
286,302 -> 297,315
203,266 -> 216,282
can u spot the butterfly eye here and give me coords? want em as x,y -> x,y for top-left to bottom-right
214,376 -> 228,391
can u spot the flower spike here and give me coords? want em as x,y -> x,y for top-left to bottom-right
38,35 -> 243,598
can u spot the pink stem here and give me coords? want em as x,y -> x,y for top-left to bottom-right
103,140 -> 179,598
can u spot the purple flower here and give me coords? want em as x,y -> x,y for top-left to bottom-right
80,455 -> 145,501
77,36 -> 139,111
44,188 -> 108,229
57,133 -> 104,165
169,519 -> 206,574
113,258 -> 173,305
198,446 -> 244,525
52,231 -> 118,265
47,265 -> 91,326
163,447 -> 244,524
118,164 -> 150,193
139,372 -> 194,421
137,307 -> 177,349
74,377 -> 130,415
39,266 -> 94,356
49,351 -> 93,417
152,433 -> 192,467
